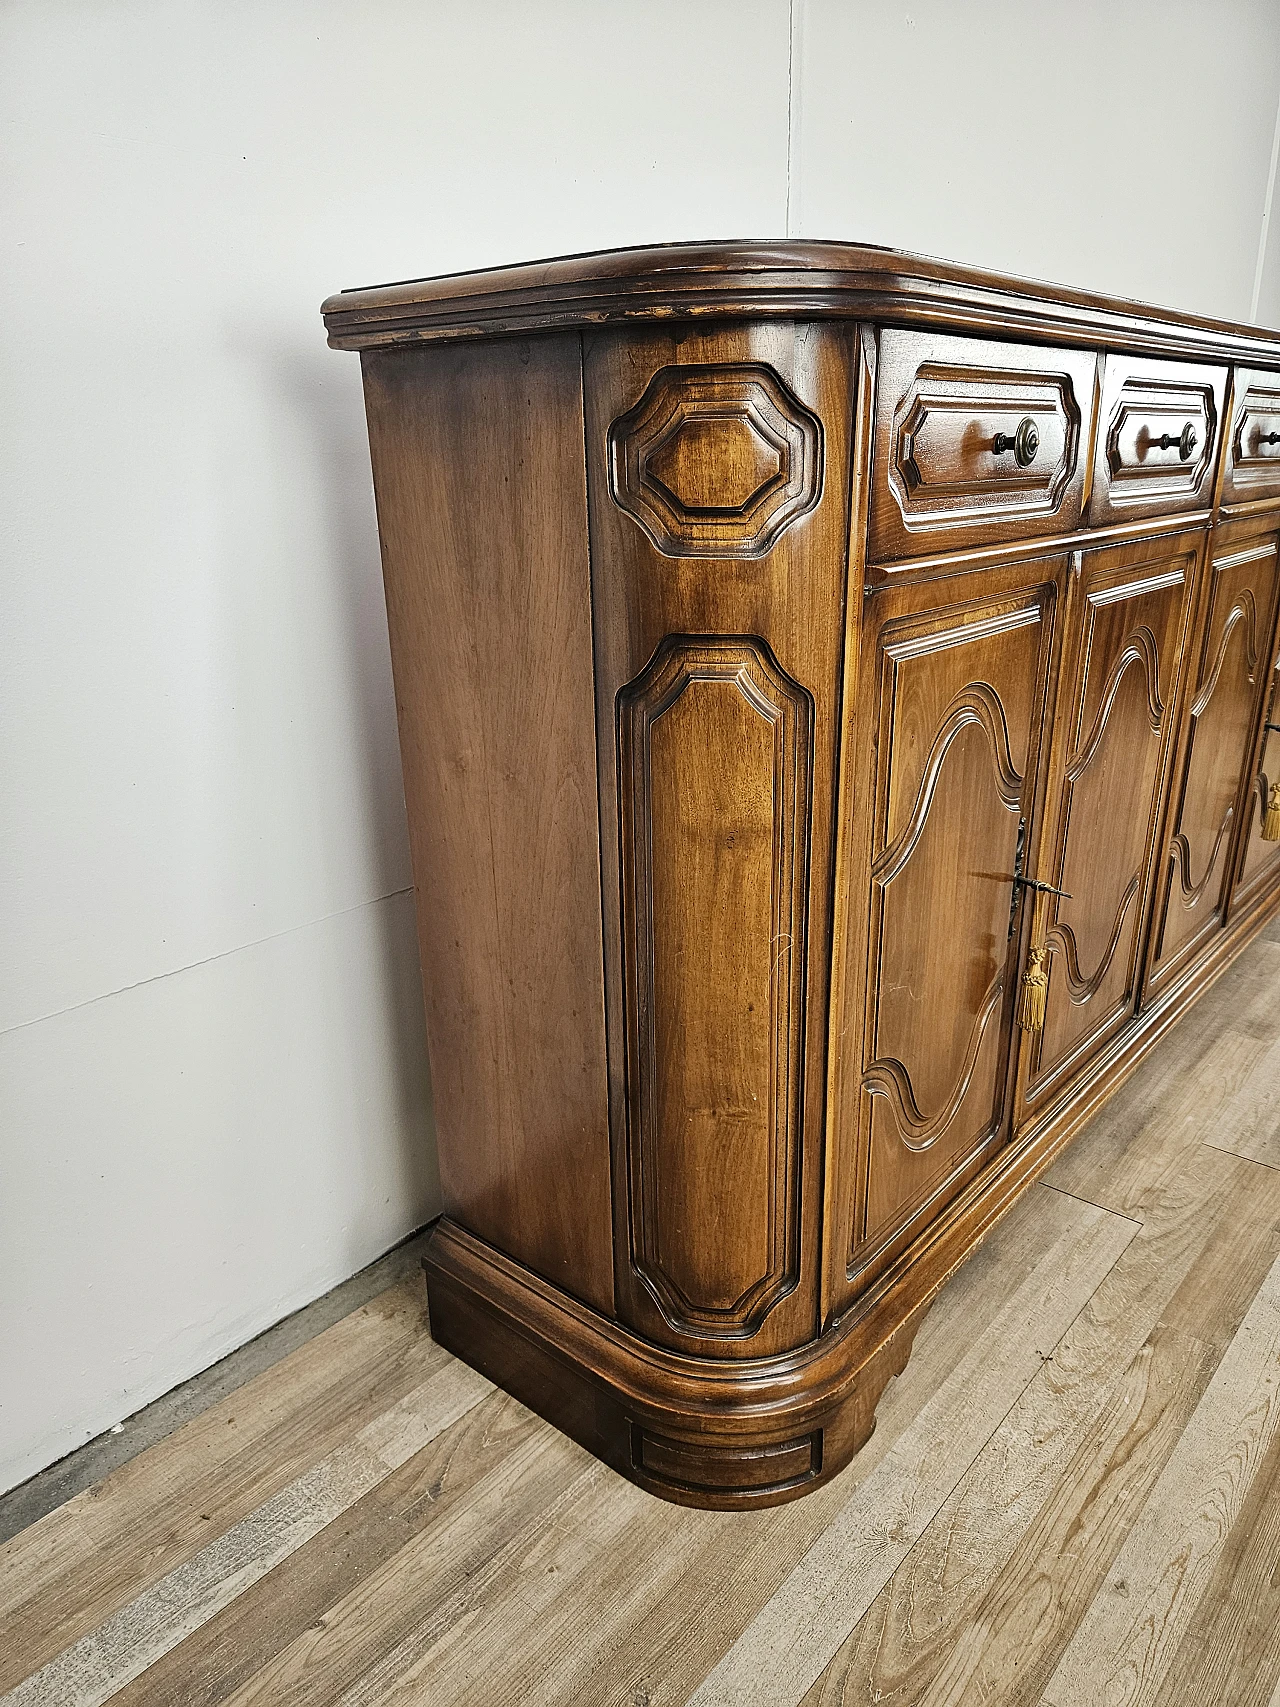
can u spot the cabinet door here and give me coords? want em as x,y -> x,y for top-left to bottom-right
1233,569 -> 1280,919
1022,533 -> 1199,1112
1149,527 -> 1280,993
843,562 -> 1059,1279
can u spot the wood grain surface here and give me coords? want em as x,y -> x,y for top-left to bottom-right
5,921 -> 1280,1706
360,335 -> 615,1316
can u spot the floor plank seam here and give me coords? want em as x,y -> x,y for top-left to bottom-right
1040,1180 -> 1145,1226
1202,1140 -> 1280,1174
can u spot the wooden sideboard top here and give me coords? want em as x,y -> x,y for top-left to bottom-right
323,238 -> 1280,366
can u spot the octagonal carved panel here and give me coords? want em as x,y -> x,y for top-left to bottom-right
608,363 -> 822,559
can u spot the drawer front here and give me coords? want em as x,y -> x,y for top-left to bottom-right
1089,354 -> 1225,525
869,329 -> 1094,566
1222,368 -> 1280,508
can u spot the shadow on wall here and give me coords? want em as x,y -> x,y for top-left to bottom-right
276,334 -> 442,1235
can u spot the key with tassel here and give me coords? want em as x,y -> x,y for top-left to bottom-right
1019,942 -> 1050,1032
1012,875 -> 1070,1034
1260,724 -> 1280,841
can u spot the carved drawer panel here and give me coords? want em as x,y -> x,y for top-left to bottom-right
1221,369 -> 1280,508
1088,354 -> 1225,525
869,329 -> 1094,566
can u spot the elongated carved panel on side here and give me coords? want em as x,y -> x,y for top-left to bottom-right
1150,535 -> 1279,989
618,636 -> 813,1343
853,581 -> 1055,1266
1026,538 -> 1196,1106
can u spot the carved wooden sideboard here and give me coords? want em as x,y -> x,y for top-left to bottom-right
323,243 -> 1280,1508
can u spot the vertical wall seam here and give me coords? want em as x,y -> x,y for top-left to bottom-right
1249,69 -> 1280,323
785,0 -> 801,237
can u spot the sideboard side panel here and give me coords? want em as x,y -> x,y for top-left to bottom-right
584,320 -> 857,1359
361,337 -> 614,1316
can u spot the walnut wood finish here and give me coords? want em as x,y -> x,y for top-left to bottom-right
1023,532 -> 1199,1110
1232,522 -> 1280,915
581,319 -> 856,1363
1088,355 -> 1226,526
326,241 -> 1280,1509
841,558 -> 1060,1294
359,338 -> 614,1314
868,329 -> 1094,563
1222,367 -> 1280,509
1148,517 -> 1280,993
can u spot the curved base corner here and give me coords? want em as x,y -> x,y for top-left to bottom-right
422,1218 -> 923,1510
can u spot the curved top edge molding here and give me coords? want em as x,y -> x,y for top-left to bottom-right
323,238 -> 1280,365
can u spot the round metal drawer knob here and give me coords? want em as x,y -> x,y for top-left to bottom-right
1152,421 -> 1198,460
992,416 -> 1040,468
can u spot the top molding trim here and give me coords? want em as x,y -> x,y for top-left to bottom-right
322,239 -> 1280,366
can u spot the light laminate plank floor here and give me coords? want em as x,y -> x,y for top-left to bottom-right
5,922 -> 1280,1707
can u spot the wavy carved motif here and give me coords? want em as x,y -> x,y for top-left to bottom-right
863,973 -> 1004,1150
1069,626 -> 1163,781
873,682 -> 1022,885
618,635 -> 813,1340
865,674 -> 1025,1153
1191,591 -> 1259,720
1047,873 -> 1141,1004
1170,808 -> 1235,909
1158,585 -> 1261,951
1033,569 -> 1186,1097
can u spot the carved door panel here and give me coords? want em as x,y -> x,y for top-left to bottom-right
1232,544 -> 1280,918
1149,529 -> 1280,993
844,563 -> 1059,1282
1021,533 -> 1199,1112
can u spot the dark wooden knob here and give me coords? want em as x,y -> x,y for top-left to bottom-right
1259,429 -> 1280,449
992,416 -> 1040,467
1151,422 -> 1198,459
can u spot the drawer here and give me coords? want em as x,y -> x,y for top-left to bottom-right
868,328 -> 1094,566
1221,368 -> 1280,508
1088,353 -> 1226,525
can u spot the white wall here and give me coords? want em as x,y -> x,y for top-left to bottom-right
3,0 -> 1279,1495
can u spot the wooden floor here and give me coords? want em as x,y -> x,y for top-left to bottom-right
6,925 -> 1280,1707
